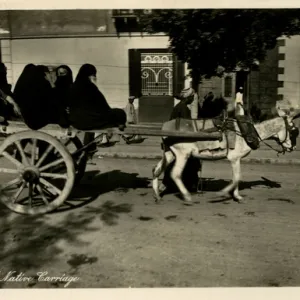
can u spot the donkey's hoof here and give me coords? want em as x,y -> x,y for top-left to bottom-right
153,194 -> 162,204
182,195 -> 193,206
234,196 -> 246,204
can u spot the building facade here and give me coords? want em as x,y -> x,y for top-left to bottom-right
1,10 -> 299,124
0,9 -> 185,124
198,36 -> 300,114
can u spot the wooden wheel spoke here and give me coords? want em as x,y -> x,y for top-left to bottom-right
39,158 -> 65,172
0,177 -> 22,190
36,184 -> 49,205
40,172 -> 68,180
0,168 -> 19,174
39,178 -> 62,195
28,183 -> 33,207
35,144 -> 54,168
64,139 -> 72,148
12,182 -> 26,203
2,151 -> 24,168
0,131 -> 76,215
31,138 -> 37,165
15,141 -> 30,166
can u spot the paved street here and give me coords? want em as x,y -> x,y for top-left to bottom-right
0,158 -> 299,288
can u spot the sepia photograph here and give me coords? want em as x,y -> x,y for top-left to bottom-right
0,1 -> 300,298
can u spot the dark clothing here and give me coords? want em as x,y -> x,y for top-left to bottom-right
68,64 -> 126,153
68,64 -> 126,130
169,102 -> 191,120
0,88 -> 14,122
55,65 -> 73,111
162,101 -> 201,193
0,63 -> 15,121
198,95 -> 227,119
13,64 -> 69,130
0,63 -> 12,97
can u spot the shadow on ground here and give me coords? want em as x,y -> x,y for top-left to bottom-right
0,169 -> 145,287
0,200 -> 99,288
201,176 -> 281,192
52,170 -> 150,213
162,176 -> 281,200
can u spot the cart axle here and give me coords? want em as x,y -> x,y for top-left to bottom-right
22,168 -> 40,183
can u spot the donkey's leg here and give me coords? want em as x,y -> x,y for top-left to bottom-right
170,150 -> 192,204
231,159 -> 244,202
218,158 -> 241,198
152,151 -> 175,202
197,161 -> 203,193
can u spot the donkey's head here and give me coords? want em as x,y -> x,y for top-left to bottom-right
273,108 -> 300,152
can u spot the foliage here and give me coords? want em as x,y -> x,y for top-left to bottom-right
139,9 -> 300,80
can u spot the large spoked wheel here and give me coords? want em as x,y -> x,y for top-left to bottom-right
0,131 -> 75,215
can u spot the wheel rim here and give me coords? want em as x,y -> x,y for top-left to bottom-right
0,131 -> 75,215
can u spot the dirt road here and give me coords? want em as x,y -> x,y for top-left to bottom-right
0,158 -> 299,288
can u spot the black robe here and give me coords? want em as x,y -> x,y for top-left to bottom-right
13,64 -> 69,130
68,74 -> 126,130
0,63 -> 15,121
55,65 -> 73,111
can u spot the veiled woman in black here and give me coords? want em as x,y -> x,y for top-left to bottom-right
0,62 -> 21,123
13,64 -> 69,130
68,63 -> 126,130
55,65 -> 73,113
68,64 -> 126,151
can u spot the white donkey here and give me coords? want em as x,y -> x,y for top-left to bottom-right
152,108 -> 300,205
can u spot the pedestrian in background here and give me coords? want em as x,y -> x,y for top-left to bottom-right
123,96 -> 142,142
125,96 -> 138,124
235,87 -> 244,108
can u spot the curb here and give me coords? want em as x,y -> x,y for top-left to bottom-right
95,152 -> 300,165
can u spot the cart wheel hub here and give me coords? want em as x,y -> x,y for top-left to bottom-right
22,167 -> 40,183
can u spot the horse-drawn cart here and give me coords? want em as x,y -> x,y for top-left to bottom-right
0,121 -> 222,215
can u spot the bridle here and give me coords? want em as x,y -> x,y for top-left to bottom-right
263,116 -> 299,155
221,114 -> 298,156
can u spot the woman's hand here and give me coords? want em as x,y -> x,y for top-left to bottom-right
12,103 -> 22,117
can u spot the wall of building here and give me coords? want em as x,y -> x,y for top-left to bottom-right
277,36 -> 300,110
250,45 -> 279,112
197,45 -> 281,114
6,35 -> 170,109
0,39 -> 13,84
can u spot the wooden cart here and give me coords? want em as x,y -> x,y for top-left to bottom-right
0,121 -> 222,215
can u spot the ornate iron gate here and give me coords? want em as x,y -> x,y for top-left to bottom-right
141,53 -> 173,96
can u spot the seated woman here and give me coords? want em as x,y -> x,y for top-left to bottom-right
68,64 -> 127,150
55,64 -> 73,114
13,64 -> 69,130
68,64 -> 126,130
0,62 -> 21,124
